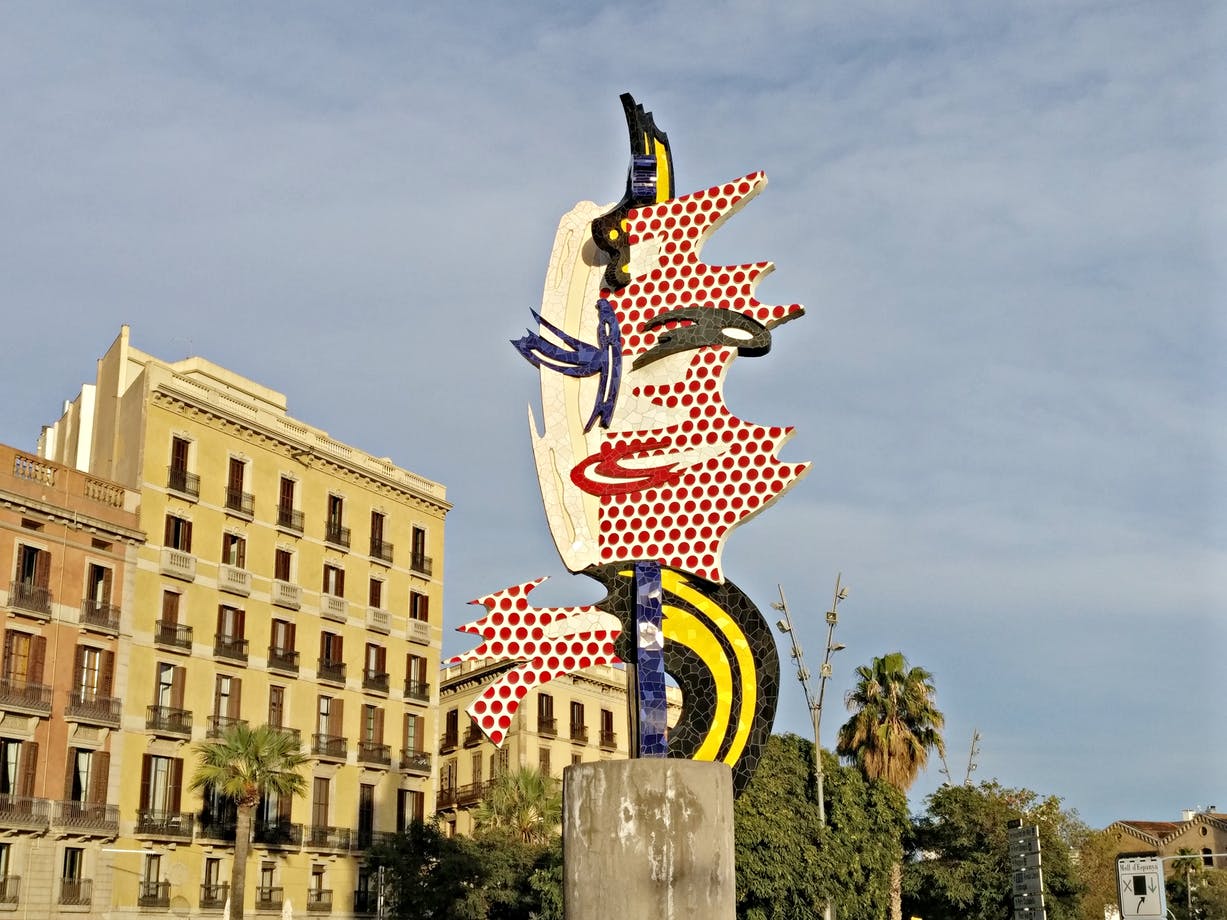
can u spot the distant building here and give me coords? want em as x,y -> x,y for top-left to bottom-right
34,325 -> 450,918
0,442 -> 142,916
436,659 -> 680,836
1108,808 -> 1227,874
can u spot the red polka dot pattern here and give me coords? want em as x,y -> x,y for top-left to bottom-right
594,171 -> 808,583
448,578 -> 622,746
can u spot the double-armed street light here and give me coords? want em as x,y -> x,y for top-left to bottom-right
773,573 -> 850,920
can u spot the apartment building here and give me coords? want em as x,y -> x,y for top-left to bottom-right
0,441 -> 143,917
436,660 -> 680,836
37,326 -> 449,918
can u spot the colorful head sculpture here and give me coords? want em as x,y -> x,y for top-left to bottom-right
453,95 -> 809,793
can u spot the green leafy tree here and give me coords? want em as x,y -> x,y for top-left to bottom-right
735,733 -> 908,919
903,781 -> 1084,920
836,651 -> 945,920
473,766 -> 562,844
1071,826 -> 1124,920
189,723 -> 309,920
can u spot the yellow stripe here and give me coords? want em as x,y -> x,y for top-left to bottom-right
651,138 -> 672,202
662,571 -> 757,766
660,601 -> 731,761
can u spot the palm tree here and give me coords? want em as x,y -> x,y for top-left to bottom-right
836,651 -> 945,920
472,765 -> 562,844
190,723 -> 309,920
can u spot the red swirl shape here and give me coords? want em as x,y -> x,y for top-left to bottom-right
570,439 -> 683,496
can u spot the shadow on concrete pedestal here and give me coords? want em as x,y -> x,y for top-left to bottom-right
563,759 -> 735,920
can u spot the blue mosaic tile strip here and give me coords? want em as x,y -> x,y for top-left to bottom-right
635,560 -> 669,757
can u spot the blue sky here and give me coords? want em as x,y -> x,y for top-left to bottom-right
1,2 -> 1222,828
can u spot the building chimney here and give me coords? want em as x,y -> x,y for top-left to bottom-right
1182,809 -> 1196,822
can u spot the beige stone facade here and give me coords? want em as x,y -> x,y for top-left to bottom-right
32,326 -> 449,918
435,659 -> 680,836
1108,809 -> 1227,875
0,441 -> 143,918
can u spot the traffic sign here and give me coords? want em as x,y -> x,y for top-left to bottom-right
1012,851 -> 1042,871
1116,856 -> 1165,920
1009,824 -> 1045,920
1013,866 -> 1044,896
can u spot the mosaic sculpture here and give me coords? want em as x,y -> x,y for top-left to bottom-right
453,95 -> 808,792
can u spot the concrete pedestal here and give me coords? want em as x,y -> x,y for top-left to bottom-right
563,759 -> 735,920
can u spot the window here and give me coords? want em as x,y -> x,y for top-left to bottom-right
85,563 -> 112,609
538,694 -> 555,734
63,846 -> 84,882
406,654 -> 428,699
221,533 -> 246,568
163,515 -> 192,552
153,662 -> 186,709
169,437 -> 189,473
572,753 -> 583,767
0,739 -> 38,796
322,564 -> 344,598
2,630 -> 45,684
570,701 -> 586,738
325,495 -> 348,546
225,458 -> 251,514
471,752 -> 483,785
368,578 -> 383,609
256,787 -> 291,828
403,712 -> 423,754
310,864 -> 326,896
277,477 -> 299,530
312,776 -> 330,828
317,695 -> 343,738
73,645 -> 114,700
1204,848 -> 1214,868
13,545 -> 50,612
212,675 -> 242,721
601,708 -> 616,747
357,784 -> 375,846
274,548 -> 293,582
142,853 -> 161,886
409,591 -> 429,622
270,620 -> 295,654
396,790 -> 425,829
168,437 -> 196,496
370,511 -> 390,560
411,526 -> 426,560
538,747 -> 551,777
139,755 -> 183,814
216,605 -> 245,639
441,759 -> 457,792
268,686 -> 286,729
361,704 -> 384,743
444,708 -> 459,746
492,747 -> 509,776
66,748 -> 109,803
319,631 -> 343,665
160,591 -> 180,625
364,643 -> 386,680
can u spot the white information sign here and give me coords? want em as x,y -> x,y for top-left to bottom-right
1116,856 -> 1165,920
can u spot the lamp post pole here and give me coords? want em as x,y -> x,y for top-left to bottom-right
774,573 -> 849,920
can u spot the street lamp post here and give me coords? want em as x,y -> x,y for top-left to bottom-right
773,572 -> 849,920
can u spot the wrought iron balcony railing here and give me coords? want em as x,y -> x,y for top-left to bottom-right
357,741 -> 391,767
464,724 -> 484,747
400,749 -> 431,775
254,818 -> 303,848
277,506 -> 304,533
8,580 -> 51,616
307,888 -> 334,912
213,633 -> 249,662
317,658 -> 346,684
255,887 -> 284,911
154,619 -> 193,650
352,889 -> 376,915
439,731 -> 458,753
200,883 -> 229,909
0,876 -> 18,904
206,715 -> 249,738
369,539 -> 393,563
0,677 -> 52,715
570,725 -> 590,744
362,670 -> 389,694
197,815 -> 237,842
146,705 -> 193,737
58,877 -> 92,906
135,810 -> 194,839
54,800 -> 119,834
166,466 -> 200,498
267,646 -> 300,673
599,729 -> 618,750
0,794 -> 50,830
404,679 -> 430,702
80,598 -> 120,632
324,522 -> 351,549
312,734 -> 347,760
537,717 -> 558,737
409,552 -> 433,577
138,880 -> 171,908
306,824 -> 352,851
224,487 -> 254,516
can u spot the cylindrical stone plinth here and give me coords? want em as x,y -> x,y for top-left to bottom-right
563,759 -> 735,920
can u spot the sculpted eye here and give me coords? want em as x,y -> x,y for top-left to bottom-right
632,306 -> 772,370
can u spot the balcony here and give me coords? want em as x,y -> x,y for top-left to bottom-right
146,705 -> 193,738
464,724 -> 484,748
7,580 -> 51,618
321,594 -> 348,623
439,732 -> 458,754
254,818 -> 303,849
166,466 -> 199,499
277,506 -> 304,534
79,599 -> 120,633
366,607 -> 391,634
407,619 -> 431,646
369,538 -> 393,565
197,815 -> 237,843
400,749 -> 431,776
154,619 -> 193,651
136,811 -> 195,840
255,887 -> 284,911
570,725 -> 590,744
53,800 -> 119,835
312,734 -> 348,761
0,678 -> 52,716
324,522 -> 351,549
317,658 -> 346,685
200,883 -> 229,910
272,579 -> 302,610
206,715 -> 249,738
0,794 -> 50,831
0,877 -> 18,905
404,679 -> 430,703
213,633 -> 250,663
599,729 -> 618,751
441,782 -> 489,808
362,670 -> 389,694
138,880 -> 170,909
58,878 -> 92,906
357,741 -> 391,767
353,890 -> 376,915
307,889 -> 334,913
306,825 -> 352,852
537,717 -> 558,738
271,725 -> 302,748
159,546 -> 197,581
352,830 -> 393,852
409,552 -> 433,577
218,564 -> 252,597
267,646 -> 300,675
224,487 -> 254,517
